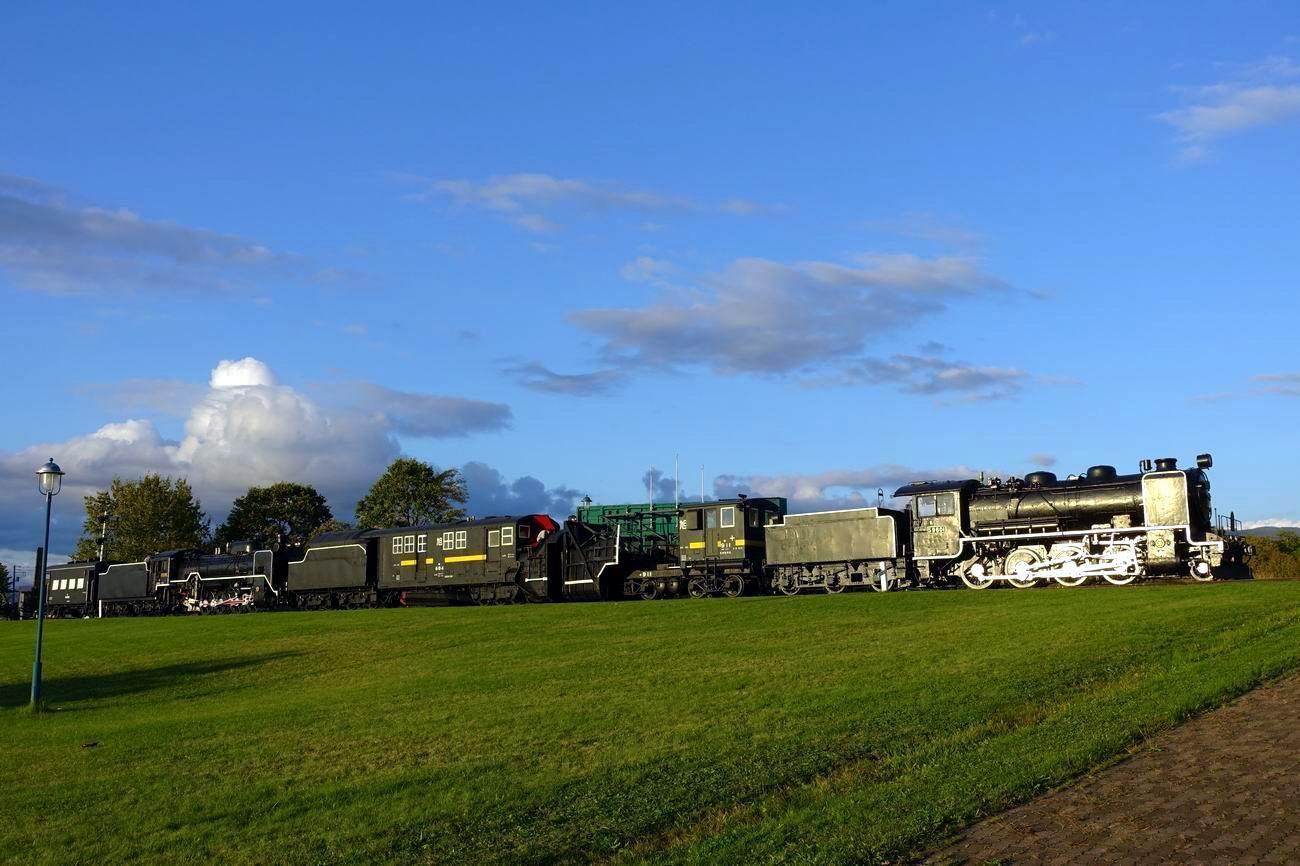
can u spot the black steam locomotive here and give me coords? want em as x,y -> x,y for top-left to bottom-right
37,451 -> 1250,616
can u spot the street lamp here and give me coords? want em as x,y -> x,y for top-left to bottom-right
31,458 -> 64,709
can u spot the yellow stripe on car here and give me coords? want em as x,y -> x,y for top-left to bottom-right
445,554 -> 488,563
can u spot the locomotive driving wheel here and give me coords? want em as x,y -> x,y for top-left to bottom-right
959,561 -> 995,590
1049,544 -> 1088,587
1004,547 -> 1045,589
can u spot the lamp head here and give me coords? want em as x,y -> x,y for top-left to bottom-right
36,458 -> 64,496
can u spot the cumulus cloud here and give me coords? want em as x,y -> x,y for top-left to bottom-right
502,362 -> 628,397
573,253 -> 1011,374
714,463 -> 985,513
460,461 -> 581,518
401,172 -> 779,233
0,358 -> 513,557
0,173 -> 351,295
1157,56 -> 1300,161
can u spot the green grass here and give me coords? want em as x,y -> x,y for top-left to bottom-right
4,582 -> 1300,865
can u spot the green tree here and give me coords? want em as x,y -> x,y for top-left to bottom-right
72,475 -> 209,561
355,458 -> 467,528
0,562 -> 11,616
215,482 -> 334,548
312,517 -> 355,536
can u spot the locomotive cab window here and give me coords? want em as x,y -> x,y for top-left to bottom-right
720,506 -> 736,528
917,496 -> 937,518
748,509 -> 760,527
936,493 -> 956,516
519,525 -> 530,539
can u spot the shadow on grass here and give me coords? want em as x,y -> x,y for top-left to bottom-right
0,651 -> 300,710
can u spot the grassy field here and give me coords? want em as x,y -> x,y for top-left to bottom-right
4,582 -> 1300,865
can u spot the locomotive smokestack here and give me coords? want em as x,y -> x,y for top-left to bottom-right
1154,457 -> 1178,471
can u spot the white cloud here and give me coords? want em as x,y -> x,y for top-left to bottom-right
715,463 -> 985,513
1252,372 -> 1300,396
1028,453 -> 1057,467
0,173 -> 353,295
1157,56 -> 1300,161
571,253 -> 1011,374
0,358 -> 512,556
827,353 -> 1029,401
402,172 -> 779,233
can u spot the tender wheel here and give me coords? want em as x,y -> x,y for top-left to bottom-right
1049,543 -> 1088,587
688,578 -> 708,599
777,577 -> 800,596
825,577 -> 845,594
1004,548 -> 1044,589
723,576 -> 744,598
959,562 -> 995,590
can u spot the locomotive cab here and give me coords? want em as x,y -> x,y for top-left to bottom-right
894,480 -> 978,562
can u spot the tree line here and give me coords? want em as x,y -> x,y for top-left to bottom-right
71,457 -> 469,561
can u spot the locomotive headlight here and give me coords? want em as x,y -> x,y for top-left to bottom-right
1196,453 -> 1213,469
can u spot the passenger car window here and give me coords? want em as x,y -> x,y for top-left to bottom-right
706,509 -> 718,529
488,530 -> 500,548
720,506 -> 735,528
455,530 -> 467,550
918,496 -> 937,518
392,537 -> 402,554
501,526 -> 514,546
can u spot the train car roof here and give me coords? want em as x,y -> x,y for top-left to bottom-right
308,515 -> 550,544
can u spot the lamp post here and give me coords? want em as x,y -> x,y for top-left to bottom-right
31,458 -> 64,709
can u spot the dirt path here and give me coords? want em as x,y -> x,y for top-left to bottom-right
925,674 -> 1300,865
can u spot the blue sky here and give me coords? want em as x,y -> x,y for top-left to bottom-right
3,2 -> 1299,570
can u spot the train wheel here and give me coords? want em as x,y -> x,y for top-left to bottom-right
688,578 -> 708,599
723,576 -> 744,598
1050,544 -> 1088,587
825,578 -> 845,594
1005,548 -> 1043,589
639,583 -> 660,601
779,582 -> 800,596
959,563 -> 994,590
1103,572 -> 1139,586
1190,561 -> 1215,582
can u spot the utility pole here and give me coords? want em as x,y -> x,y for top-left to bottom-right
97,511 -> 110,561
